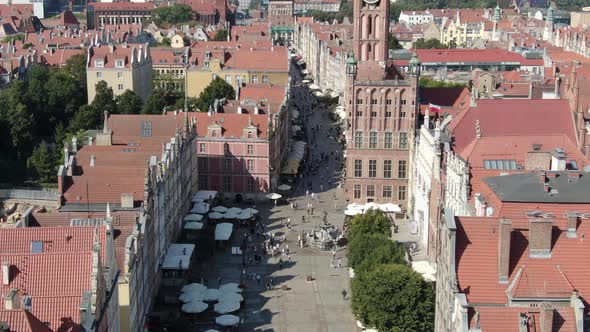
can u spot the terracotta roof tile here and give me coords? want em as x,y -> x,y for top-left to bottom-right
0,309 -> 52,332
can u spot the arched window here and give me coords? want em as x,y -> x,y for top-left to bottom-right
212,130 -> 217,137
248,131 -> 253,138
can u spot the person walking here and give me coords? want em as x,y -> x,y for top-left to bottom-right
337,258 -> 342,269
217,275 -> 222,287
256,274 -> 261,285
342,289 -> 347,301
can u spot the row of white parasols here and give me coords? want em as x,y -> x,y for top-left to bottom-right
208,207 -> 259,220
179,283 -> 243,326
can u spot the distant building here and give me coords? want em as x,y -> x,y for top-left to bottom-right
86,43 -> 153,103
86,2 -> 154,30
268,0 -> 293,45
398,10 -> 434,25
344,0 -> 420,209
293,0 -> 340,14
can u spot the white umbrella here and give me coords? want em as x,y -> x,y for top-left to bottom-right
204,330 -> 220,332
223,211 -> 239,219
344,209 -> 363,216
209,212 -> 224,220
203,288 -> 220,301
219,283 -> 243,294
212,206 -> 228,213
227,207 -> 242,214
191,202 -> 210,214
184,214 -> 203,222
236,211 -> 253,220
184,221 -> 204,230
215,314 -> 240,327
218,292 -> 243,303
364,202 -> 380,210
292,125 -> 301,131
380,203 -> 401,213
242,208 -> 258,215
179,290 -> 205,303
182,283 -> 207,293
214,300 -> 240,314
191,197 -> 204,203
347,203 -> 365,211
277,184 -> 291,191
181,301 -> 208,314
266,193 -> 282,200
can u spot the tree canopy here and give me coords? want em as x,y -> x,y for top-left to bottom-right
0,54 -> 87,184
152,4 -> 193,25
413,37 -> 454,49
348,209 -> 392,241
348,233 -> 406,270
194,77 -> 235,112
388,33 -> 403,50
420,77 -> 466,88
351,264 -> 436,332
116,90 -> 143,114
212,29 -> 228,41
248,0 -> 262,10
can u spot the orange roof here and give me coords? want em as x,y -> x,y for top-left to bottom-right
240,84 -> 287,107
470,306 -> 577,332
0,310 -> 53,332
192,112 -> 269,139
87,44 -> 148,69
87,2 -> 154,10
224,46 -> 288,72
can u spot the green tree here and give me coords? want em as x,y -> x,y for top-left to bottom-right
69,105 -> 101,133
91,81 -> 118,115
142,93 -> 168,115
414,37 -> 448,49
348,209 -> 392,241
351,264 -> 435,332
249,0 -> 261,10
348,233 -> 406,270
388,33 -> 403,50
116,90 -> 143,114
420,77 -> 465,88
152,4 -> 193,25
212,29 -> 228,41
28,141 -> 56,183
7,103 -> 34,159
195,77 -> 235,112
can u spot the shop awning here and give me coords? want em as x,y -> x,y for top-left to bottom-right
215,223 -> 233,241
162,243 -> 195,270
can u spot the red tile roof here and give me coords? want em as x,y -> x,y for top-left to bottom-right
0,309 -> 53,332
87,44 -> 148,69
224,46 -> 288,72
239,84 -> 287,107
470,306 -> 577,332
0,252 -> 93,331
87,2 -> 155,11
191,112 -> 269,139
395,49 -> 543,66
448,99 -> 575,157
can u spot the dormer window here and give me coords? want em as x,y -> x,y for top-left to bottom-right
248,131 -> 253,139
212,130 -> 217,137
115,59 -> 124,68
95,59 -> 104,67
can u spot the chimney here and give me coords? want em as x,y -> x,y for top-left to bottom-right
554,76 -> 561,98
90,155 -> 95,167
71,136 -> 78,153
567,214 -> 578,238
102,111 -> 109,134
88,136 -> 93,146
255,106 -> 260,114
237,106 -> 242,114
529,218 -> 553,258
1,262 -> 9,285
121,193 -> 134,208
550,148 -> 566,171
63,142 -> 69,167
539,172 -> 547,184
4,289 -> 18,310
539,302 -> 555,332
497,218 -> 511,283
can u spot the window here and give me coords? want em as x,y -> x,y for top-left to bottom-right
384,132 -> 393,149
354,132 -> 363,148
354,185 -> 361,199
383,185 -> 392,198
96,72 -> 102,78
386,99 -> 392,105
400,109 -> 406,118
368,160 -> 376,178
356,99 -> 363,105
94,60 -> 104,67
371,99 -> 378,105
483,160 -> 518,170
262,75 -> 269,83
198,158 -> 208,171
223,175 -> 232,192
115,59 -> 124,68
212,130 -> 217,137
398,185 -> 407,200
399,133 -> 408,149
118,84 -> 124,91
385,111 -> 392,118
199,175 -> 209,188
398,160 -> 407,179
356,111 -> 363,117
117,72 -> 123,79
401,99 -> 407,105
199,143 -> 206,153
369,132 -> 377,148
247,131 -> 253,139
225,75 -> 232,84
251,75 -> 259,84
247,144 -> 254,155
247,159 -> 254,171
224,158 -> 232,171
224,144 -> 230,154
371,111 -> 377,117
383,160 -> 392,178
366,185 -> 375,197
247,177 -> 256,192
354,160 -> 362,177
141,121 -> 152,137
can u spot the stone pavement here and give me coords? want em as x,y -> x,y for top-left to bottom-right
180,67 -> 359,331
